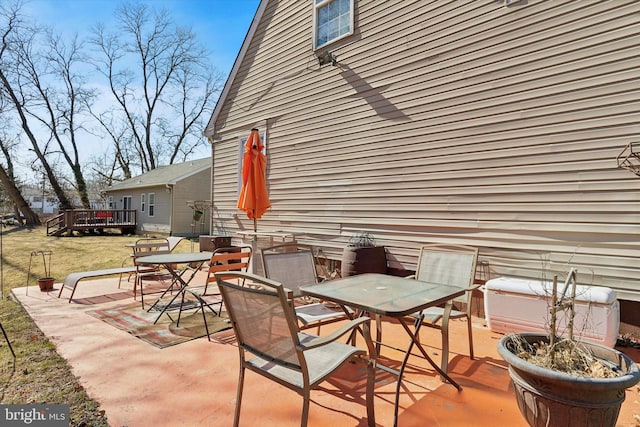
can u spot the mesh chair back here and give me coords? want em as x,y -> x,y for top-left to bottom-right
415,244 -> 478,293
133,238 -> 171,258
260,244 -> 318,296
216,272 -> 302,369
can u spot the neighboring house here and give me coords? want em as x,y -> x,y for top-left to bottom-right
23,186 -> 58,214
105,158 -> 211,236
22,185 -> 107,215
204,1 -> 640,306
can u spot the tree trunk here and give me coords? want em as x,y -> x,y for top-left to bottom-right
0,68 -> 74,210
0,164 -> 40,225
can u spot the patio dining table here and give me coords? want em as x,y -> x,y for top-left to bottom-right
300,273 -> 464,427
135,251 -> 212,324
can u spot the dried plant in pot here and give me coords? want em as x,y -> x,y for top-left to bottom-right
497,268 -> 640,427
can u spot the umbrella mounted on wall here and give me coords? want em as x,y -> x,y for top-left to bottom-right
237,128 -> 271,233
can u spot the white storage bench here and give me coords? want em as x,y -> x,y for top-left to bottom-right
484,277 -> 619,347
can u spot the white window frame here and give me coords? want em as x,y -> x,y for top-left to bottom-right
148,193 -> 155,217
108,196 -> 114,209
237,130 -> 267,195
313,0 -> 354,50
140,194 -> 146,213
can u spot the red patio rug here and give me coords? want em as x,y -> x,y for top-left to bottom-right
87,302 -> 230,348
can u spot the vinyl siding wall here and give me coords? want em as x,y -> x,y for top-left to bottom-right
208,0 -> 640,300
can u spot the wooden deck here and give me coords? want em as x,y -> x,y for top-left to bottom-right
46,209 -> 137,236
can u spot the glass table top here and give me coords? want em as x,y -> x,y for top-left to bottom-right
300,273 -> 464,317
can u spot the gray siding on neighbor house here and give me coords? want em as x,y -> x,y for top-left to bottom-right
108,187 -> 172,234
108,171 -> 212,236
171,170 -> 212,236
207,0 -> 640,299
106,159 -> 211,236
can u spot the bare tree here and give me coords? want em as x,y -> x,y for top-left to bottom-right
90,2 -> 221,174
0,0 -> 83,210
0,96 -> 39,225
88,108 -> 135,180
164,62 -> 221,164
10,28 -> 96,208
40,32 -> 96,208
2,0 -> 220,217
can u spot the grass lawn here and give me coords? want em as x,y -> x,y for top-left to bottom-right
0,225 -> 192,426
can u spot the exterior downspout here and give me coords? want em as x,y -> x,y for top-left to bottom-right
166,184 -> 173,235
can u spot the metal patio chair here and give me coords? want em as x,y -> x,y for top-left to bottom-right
178,246 -> 252,340
131,238 -> 173,307
408,243 -> 479,373
215,271 -> 376,427
260,243 -> 352,332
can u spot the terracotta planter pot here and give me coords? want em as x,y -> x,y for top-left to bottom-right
498,333 -> 640,427
38,277 -> 55,292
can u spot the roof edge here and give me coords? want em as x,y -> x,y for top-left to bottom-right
204,0 -> 269,140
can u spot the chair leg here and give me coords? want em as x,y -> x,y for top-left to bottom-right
196,293 -> 223,341
365,358 -> 376,427
133,276 -> 138,300
440,301 -> 454,375
138,277 -> 145,308
201,305 -> 211,341
193,296 -> 215,342
233,365 -> 245,427
301,389 -> 310,427
466,315 -> 474,360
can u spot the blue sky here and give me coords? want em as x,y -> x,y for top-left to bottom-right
27,0 -> 261,76
12,0 -> 262,180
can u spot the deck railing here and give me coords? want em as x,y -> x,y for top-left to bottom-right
46,209 -> 137,236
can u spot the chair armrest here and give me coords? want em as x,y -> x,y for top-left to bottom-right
466,283 -> 481,293
121,254 -> 134,267
299,317 -> 372,351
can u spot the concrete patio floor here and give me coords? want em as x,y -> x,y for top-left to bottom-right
10,274 -> 640,427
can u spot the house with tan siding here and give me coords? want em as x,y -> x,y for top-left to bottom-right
204,1 -> 640,322
106,158 -> 211,236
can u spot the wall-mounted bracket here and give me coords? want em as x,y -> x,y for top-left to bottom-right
317,51 -> 337,67
617,142 -> 640,176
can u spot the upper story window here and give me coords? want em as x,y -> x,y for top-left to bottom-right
313,0 -> 354,50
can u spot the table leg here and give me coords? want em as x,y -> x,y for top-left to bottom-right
148,262 -> 205,324
146,265 -> 186,313
398,315 -> 461,389
392,314 -> 461,427
149,269 -> 188,324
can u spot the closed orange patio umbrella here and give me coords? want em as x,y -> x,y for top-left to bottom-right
237,128 -> 271,232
